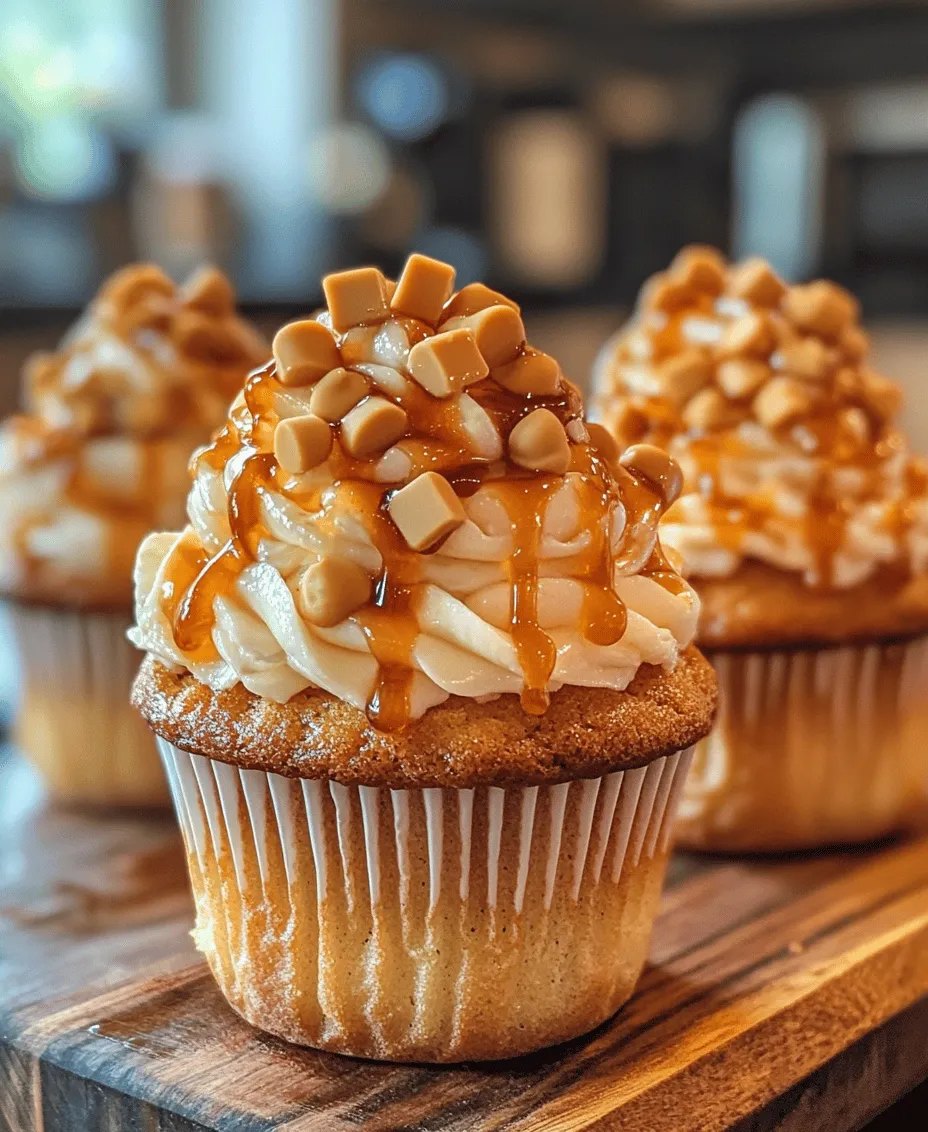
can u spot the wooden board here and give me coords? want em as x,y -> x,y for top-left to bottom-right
1,746 -> 927,1132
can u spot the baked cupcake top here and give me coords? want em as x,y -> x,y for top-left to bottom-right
131,255 -> 702,736
596,248 -> 928,606
0,264 -> 266,608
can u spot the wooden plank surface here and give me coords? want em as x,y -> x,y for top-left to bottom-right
1,747 -> 927,1132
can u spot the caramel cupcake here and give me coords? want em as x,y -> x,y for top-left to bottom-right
596,246 -> 928,851
130,255 -> 717,1061
0,264 -> 266,806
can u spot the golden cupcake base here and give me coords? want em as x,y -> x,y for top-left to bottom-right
6,602 -> 169,808
677,639 -> 928,852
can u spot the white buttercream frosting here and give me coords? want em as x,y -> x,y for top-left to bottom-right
131,264 -> 698,726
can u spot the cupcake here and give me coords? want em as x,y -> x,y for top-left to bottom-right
0,263 -> 266,806
130,255 -> 717,1061
596,246 -> 928,851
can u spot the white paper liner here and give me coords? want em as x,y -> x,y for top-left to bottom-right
4,601 -> 168,806
678,637 -> 928,850
158,739 -> 694,1060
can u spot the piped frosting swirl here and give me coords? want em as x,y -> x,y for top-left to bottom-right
595,247 -> 928,588
0,264 -> 267,606
131,255 -> 699,730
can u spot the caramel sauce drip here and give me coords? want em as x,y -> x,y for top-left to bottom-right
618,282 -> 924,588
160,319 -> 668,730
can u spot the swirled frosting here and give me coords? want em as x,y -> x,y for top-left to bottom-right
130,256 -> 699,730
595,247 -> 928,588
0,264 -> 267,606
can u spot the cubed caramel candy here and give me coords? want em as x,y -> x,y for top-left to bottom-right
181,265 -> 235,314
442,305 -> 525,368
619,443 -> 683,506
274,414 -> 333,474
441,282 -> 520,321
671,246 -> 726,296
716,358 -> 769,399
492,349 -> 561,396
322,267 -> 390,332
776,336 -> 832,381
407,329 -> 488,398
727,258 -> 786,307
300,558 -> 371,627
273,320 -> 342,387
682,387 -> 732,432
340,396 -> 407,458
309,367 -> 370,421
508,408 -> 571,474
643,272 -> 693,313
861,372 -> 902,421
101,263 -> 174,311
175,310 -> 241,362
840,324 -> 870,362
753,376 -> 812,429
586,422 -> 619,464
716,311 -> 775,359
658,350 -> 712,405
782,281 -> 858,340
391,254 -> 456,325
388,471 -> 467,551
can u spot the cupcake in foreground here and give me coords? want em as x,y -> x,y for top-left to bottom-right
596,246 -> 928,851
130,254 -> 716,1062
0,263 -> 266,806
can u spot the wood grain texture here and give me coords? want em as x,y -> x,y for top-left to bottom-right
1,747 -> 927,1132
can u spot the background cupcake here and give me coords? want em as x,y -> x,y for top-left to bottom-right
0,263 -> 266,807
130,254 -> 716,1061
596,246 -> 928,851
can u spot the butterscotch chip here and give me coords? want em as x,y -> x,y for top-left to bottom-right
727,258 -> 786,307
181,266 -> 235,314
840,324 -> 870,362
658,349 -> 711,404
274,414 -> 333,473
620,443 -> 683,505
493,349 -> 561,396
300,558 -> 371,627
442,305 -> 525,368
101,263 -> 174,310
322,267 -> 390,332
174,310 -> 243,362
671,246 -> 726,295
753,376 -> 812,429
441,283 -> 520,320
644,272 -> 693,313
716,358 -> 768,399
341,396 -> 407,458
407,329 -> 488,398
716,311 -> 775,359
862,372 -> 902,421
388,471 -> 467,551
391,254 -> 456,325
273,320 -> 342,387
783,281 -> 858,340
508,408 -> 570,474
776,336 -> 832,380
586,422 -> 620,464
682,387 -> 733,431
309,367 -> 369,421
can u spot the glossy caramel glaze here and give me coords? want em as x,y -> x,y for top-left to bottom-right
156,269 -> 686,732
597,248 -> 928,594
0,264 -> 266,608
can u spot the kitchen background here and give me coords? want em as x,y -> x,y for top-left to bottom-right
4,0 -> 928,428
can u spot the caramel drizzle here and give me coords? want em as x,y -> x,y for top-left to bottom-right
160,324 -> 671,730
623,296 -> 923,588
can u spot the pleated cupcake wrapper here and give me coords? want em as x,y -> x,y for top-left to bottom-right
4,602 -> 168,806
159,740 -> 693,917
678,636 -> 928,848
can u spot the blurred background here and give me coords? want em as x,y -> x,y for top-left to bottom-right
2,0 -> 928,438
